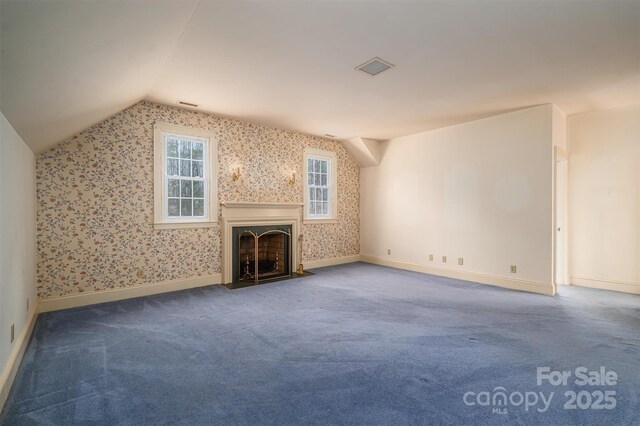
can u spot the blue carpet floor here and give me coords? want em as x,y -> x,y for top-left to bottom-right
1,263 -> 638,425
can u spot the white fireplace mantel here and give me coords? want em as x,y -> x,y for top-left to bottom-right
220,202 -> 302,284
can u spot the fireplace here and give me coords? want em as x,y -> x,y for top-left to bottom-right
232,225 -> 292,283
221,202 -> 302,285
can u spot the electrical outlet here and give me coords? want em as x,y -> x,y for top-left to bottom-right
137,269 -> 145,278
458,258 -> 464,266
10,324 -> 14,343
428,254 -> 433,261
27,298 -> 29,312
387,249 -> 391,255
510,265 -> 517,273
442,256 -> 447,263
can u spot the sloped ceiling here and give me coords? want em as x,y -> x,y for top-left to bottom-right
0,0 -> 199,152
1,0 -> 639,153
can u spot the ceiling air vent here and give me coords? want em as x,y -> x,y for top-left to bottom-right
356,57 -> 394,76
178,101 -> 198,108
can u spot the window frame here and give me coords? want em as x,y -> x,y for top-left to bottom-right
303,148 -> 337,223
153,123 -> 218,230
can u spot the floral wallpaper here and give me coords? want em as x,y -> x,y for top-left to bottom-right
37,101 -> 360,298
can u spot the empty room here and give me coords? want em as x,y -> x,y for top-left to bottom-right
0,0 -> 638,424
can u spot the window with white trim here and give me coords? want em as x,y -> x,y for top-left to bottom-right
164,134 -> 207,218
154,123 -> 218,229
304,148 -> 337,222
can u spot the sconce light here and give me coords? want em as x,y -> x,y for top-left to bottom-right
287,172 -> 296,186
232,167 -> 241,182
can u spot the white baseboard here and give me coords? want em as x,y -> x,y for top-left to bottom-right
38,274 -> 222,313
360,255 -> 555,296
305,255 -> 362,269
36,256 -> 362,313
0,307 -> 38,413
570,276 -> 640,295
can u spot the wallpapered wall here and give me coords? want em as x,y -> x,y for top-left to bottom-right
37,101 -> 360,298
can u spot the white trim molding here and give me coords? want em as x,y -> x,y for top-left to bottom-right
305,255 -> 361,269
361,255 -> 555,296
221,202 -> 303,284
303,148 -> 338,222
153,221 -> 217,230
570,275 -> 640,295
38,274 -> 221,313
0,307 -> 38,413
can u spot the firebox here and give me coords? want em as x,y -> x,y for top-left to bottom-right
232,225 -> 292,283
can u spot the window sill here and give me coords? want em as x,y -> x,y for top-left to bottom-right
154,221 -> 217,230
303,218 -> 338,225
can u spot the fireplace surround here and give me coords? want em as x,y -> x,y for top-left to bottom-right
221,202 -> 302,284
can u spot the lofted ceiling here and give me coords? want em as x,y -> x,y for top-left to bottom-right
1,0 -> 639,154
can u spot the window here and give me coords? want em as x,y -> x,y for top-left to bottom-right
304,148 -> 337,222
154,123 -> 217,229
165,135 -> 207,218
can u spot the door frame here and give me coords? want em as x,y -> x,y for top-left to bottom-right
553,146 -> 570,287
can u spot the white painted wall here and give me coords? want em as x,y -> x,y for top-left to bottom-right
568,106 -> 640,294
552,105 -> 568,151
360,105 -> 554,292
0,111 -> 37,386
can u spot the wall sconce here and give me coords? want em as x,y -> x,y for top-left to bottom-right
232,167 -> 241,182
287,172 -> 296,186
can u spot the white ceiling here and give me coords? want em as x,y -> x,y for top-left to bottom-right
2,0 -> 639,153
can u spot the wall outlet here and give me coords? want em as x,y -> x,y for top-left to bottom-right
10,324 -> 14,343
442,256 -> 447,263
428,254 -> 433,261
458,257 -> 464,266
27,298 -> 29,312
510,265 -> 517,273
387,249 -> 391,255
137,269 -> 145,278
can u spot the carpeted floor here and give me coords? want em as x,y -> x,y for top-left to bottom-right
1,262 -> 638,425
